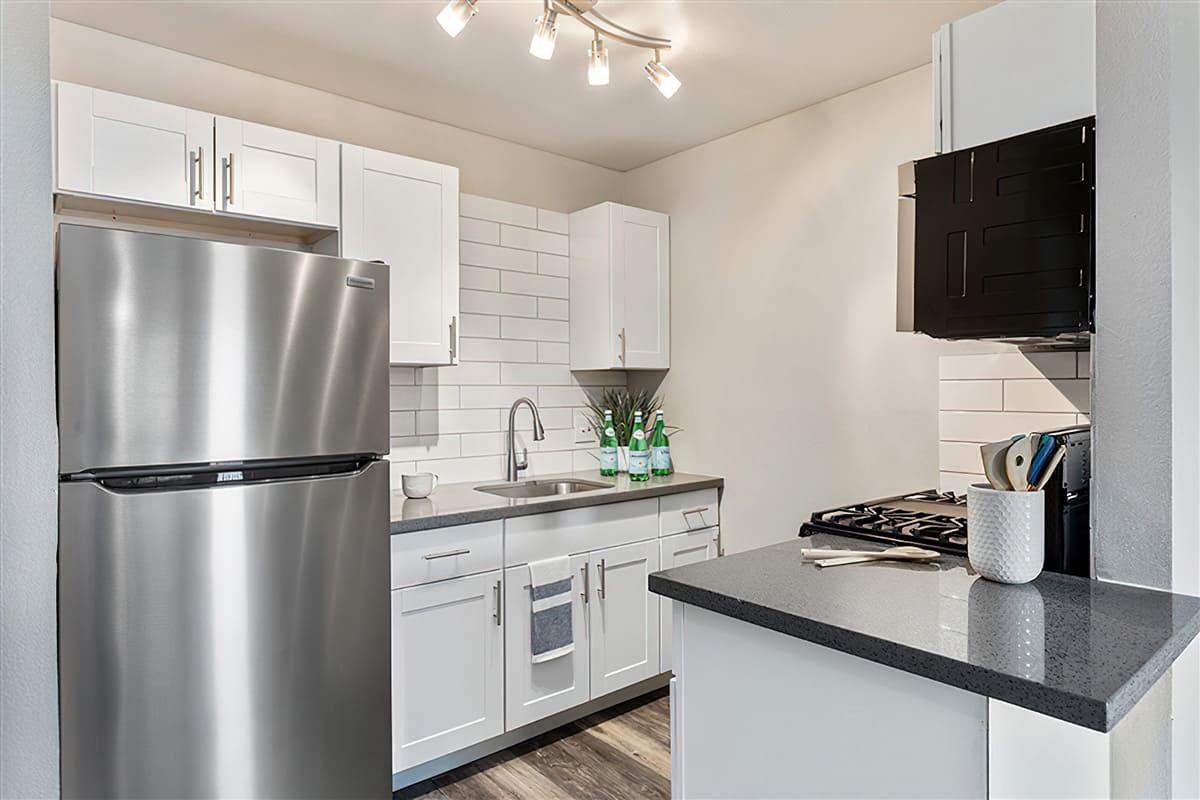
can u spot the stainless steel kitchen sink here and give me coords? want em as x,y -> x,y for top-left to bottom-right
474,478 -> 612,499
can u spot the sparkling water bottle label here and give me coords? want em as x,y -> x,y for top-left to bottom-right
600,447 -> 618,470
651,446 -> 671,471
629,450 -> 649,475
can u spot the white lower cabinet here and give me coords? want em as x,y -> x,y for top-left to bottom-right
589,539 -> 661,697
391,570 -> 504,772
504,555 -> 591,729
659,527 -> 719,672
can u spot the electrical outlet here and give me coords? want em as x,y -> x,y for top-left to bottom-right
574,409 -> 596,444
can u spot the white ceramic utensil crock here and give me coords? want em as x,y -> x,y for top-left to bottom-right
967,483 -> 1044,584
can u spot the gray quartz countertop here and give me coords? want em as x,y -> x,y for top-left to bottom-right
390,471 -> 723,534
649,533 -> 1200,732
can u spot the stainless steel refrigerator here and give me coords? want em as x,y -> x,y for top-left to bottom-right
56,224 -> 391,799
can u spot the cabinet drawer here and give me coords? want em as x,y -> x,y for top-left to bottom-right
390,520 -> 502,589
505,499 -> 658,567
659,489 -> 719,536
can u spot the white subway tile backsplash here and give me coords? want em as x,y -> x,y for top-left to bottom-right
1003,379 -> 1090,414
939,471 -> 983,496
940,410 -> 1079,443
538,253 -> 569,277
500,224 -> 569,256
537,342 -> 570,364
939,441 -> 984,474
458,313 -> 500,338
502,363 -> 573,386
459,385 -> 539,409
461,266 -> 501,292
1077,351 -> 1091,378
417,362 -> 500,385
501,316 -> 569,342
537,209 -> 569,234
459,217 -> 500,245
461,241 -> 538,273
939,380 -> 1003,411
391,385 -> 460,411
939,351 -> 1076,380
460,194 -> 538,228
538,298 -> 569,320
390,411 -> 416,437
501,271 -> 569,299
398,196 -> 624,484
539,385 -> 592,407
460,289 -> 538,318
416,408 -> 502,435
458,337 -> 538,363
390,435 -> 462,462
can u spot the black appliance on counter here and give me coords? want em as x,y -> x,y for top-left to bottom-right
800,426 -> 1092,577
897,117 -> 1096,345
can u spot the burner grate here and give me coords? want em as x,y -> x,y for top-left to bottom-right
802,489 -> 969,554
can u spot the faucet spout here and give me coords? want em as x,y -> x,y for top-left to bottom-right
506,397 -> 545,481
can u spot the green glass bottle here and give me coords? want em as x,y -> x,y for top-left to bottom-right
628,410 -> 650,481
650,410 -> 671,476
599,409 -> 619,477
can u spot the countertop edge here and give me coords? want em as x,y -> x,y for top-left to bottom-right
1104,608 -> 1200,730
391,475 -> 725,534
648,572 -> 1118,732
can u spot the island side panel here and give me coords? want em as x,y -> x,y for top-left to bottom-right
672,605 -> 987,799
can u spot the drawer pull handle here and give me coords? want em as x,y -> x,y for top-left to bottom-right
682,507 -> 710,528
423,548 -> 470,560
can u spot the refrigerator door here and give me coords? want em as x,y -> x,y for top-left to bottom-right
59,460 -> 390,800
57,224 -> 389,474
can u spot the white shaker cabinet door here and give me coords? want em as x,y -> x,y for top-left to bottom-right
504,556 -> 591,729
342,145 -> 459,366
612,204 -> 670,370
55,82 -> 214,211
589,539 -> 660,698
391,570 -> 503,772
659,527 -> 719,673
214,117 -> 338,226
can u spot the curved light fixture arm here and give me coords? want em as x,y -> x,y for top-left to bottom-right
549,0 -> 671,52
586,5 -> 670,45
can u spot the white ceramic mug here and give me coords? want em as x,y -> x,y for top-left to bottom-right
401,472 -> 439,499
967,483 -> 1045,584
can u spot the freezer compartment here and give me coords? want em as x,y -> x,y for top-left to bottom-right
59,460 -> 390,799
57,224 -> 389,473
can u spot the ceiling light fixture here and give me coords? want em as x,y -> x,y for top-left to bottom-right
436,0 -> 477,37
529,4 -> 559,60
644,50 -> 680,99
436,0 -> 677,97
588,34 -> 609,86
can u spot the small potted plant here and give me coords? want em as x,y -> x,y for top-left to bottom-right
584,388 -> 680,473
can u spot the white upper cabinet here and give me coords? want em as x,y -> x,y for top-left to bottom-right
569,202 -> 670,371
934,0 -> 1095,153
55,83 -> 214,211
342,145 -> 459,366
214,117 -> 339,227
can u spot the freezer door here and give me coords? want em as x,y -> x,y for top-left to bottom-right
59,460 -> 390,800
57,224 -> 389,473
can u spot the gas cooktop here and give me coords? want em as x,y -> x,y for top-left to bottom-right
799,490 -> 968,554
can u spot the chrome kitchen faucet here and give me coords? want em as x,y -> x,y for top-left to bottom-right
506,397 -> 546,481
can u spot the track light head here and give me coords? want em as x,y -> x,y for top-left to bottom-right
588,36 -> 609,86
645,55 -> 680,99
436,0 -> 477,37
529,10 -> 559,60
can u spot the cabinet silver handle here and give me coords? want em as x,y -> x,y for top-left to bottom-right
597,558 -> 606,600
682,507 -> 709,529
224,153 -> 234,205
493,580 -> 502,626
618,327 -> 626,364
580,564 -> 589,604
423,548 -> 470,560
192,146 -> 204,201
449,316 -> 457,360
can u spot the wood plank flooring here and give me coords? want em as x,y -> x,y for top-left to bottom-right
395,689 -> 670,800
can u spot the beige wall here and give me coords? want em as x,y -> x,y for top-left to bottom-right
50,20 -> 625,213
624,66 -> 989,554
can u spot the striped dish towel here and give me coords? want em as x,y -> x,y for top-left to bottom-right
529,556 -> 574,664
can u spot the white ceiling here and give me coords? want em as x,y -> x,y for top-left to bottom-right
51,0 -> 993,171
